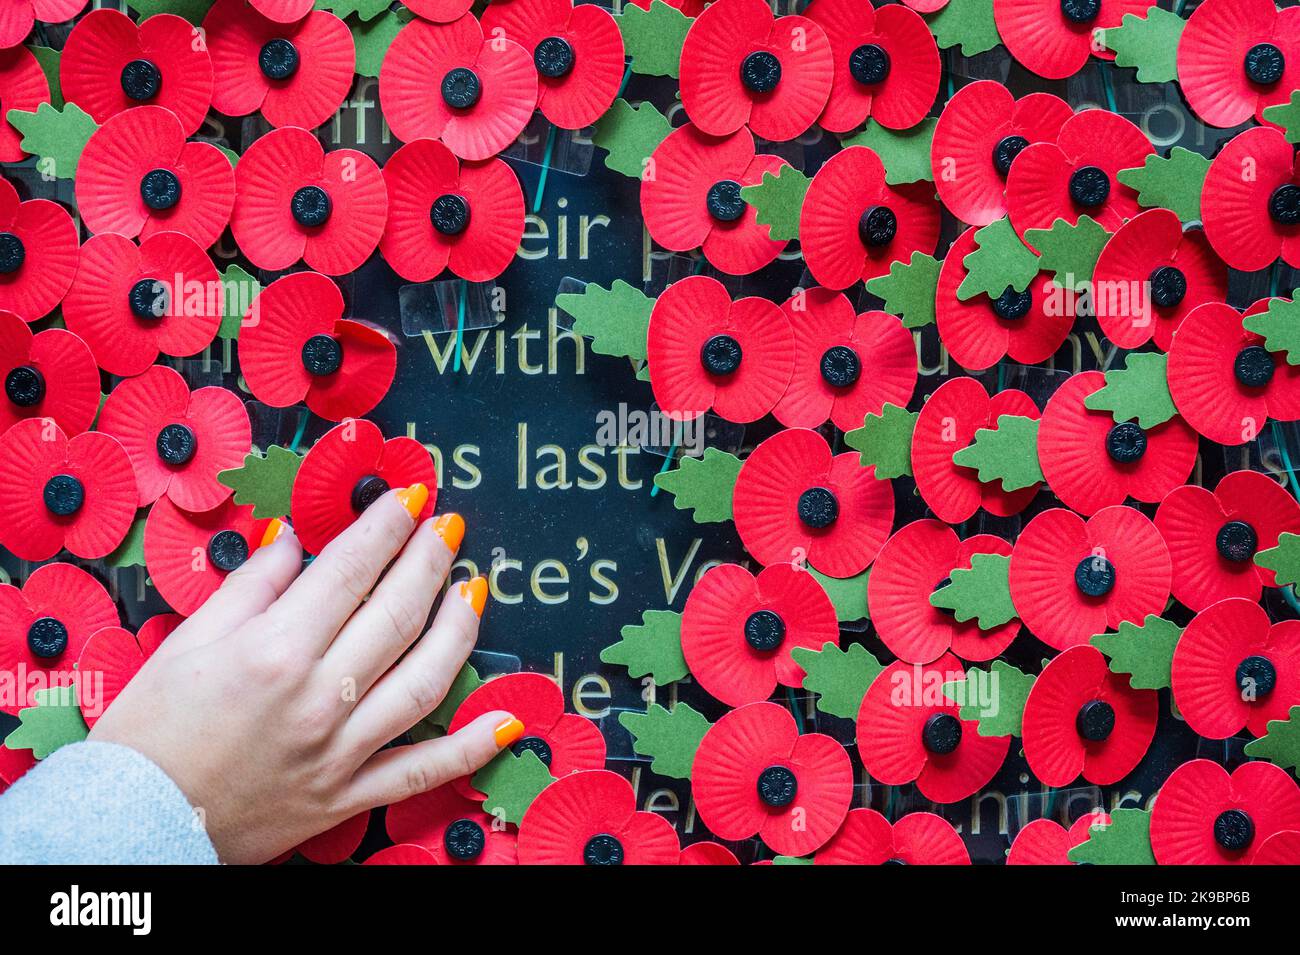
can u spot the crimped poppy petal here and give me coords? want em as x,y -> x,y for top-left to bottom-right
1202,126 -> 1298,272
0,314 -> 98,436
145,496 -> 270,615
0,46 -> 48,161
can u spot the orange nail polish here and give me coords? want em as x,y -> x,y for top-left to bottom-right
432,512 -> 465,551
395,483 -> 428,520
259,518 -> 287,548
493,716 -> 525,749
457,576 -> 489,617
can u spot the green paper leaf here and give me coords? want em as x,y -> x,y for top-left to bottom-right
929,553 -> 1016,629
105,510 -> 148,569
1024,216 -> 1111,292
600,610 -> 689,685
1099,6 -> 1185,83
1263,90 -> 1300,145
772,855 -> 814,865
618,0 -> 692,79
864,252 -> 941,330
6,686 -> 88,760
218,264 -> 261,341
352,10 -> 404,78
950,414 -> 1043,492
790,641 -> 883,719
216,144 -> 239,168
592,99 -> 673,179
6,103 -> 98,181
555,279 -> 654,361
1116,147 -> 1211,224
840,117 -> 938,185
941,660 -> 1035,737
925,0 -> 1001,56
127,0 -> 215,23
739,165 -> 810,242
1242,297 -> 1300,365
807,566 -> 870,623
28,46 -> 62,110
314,0 -> 389,21
1257,533 -> 1300,588
1067,809 -> 1157,865
843,403 -> 917,479
618,702 -> 712,779
1243,705 -> 1300,776
428,662 -> 482,731
956,217 -> 1039,301
472,749 -> 554,826
1090,614 -> 1183,690
653,447 -> 742,524
217,446 -> 303,519
1082,351 -> 1177,428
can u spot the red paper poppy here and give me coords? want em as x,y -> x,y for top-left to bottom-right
911,377 -> 1040,524
681,562 -> 838,708
856,654 -> 1010,803
645,275 -> 794,423
679,0 -> 832,141
61,9 -> 213,135
0,562 -> 118,714
380,14 -> 537,161
773,288 -> 916,430
693,702 -> 852,857
248,0 -> 314,24
1156,470 -> 1300,612
380,138 -> 523,284
816,809 -> 970,865
1252,829 -> 1300,864
0,419 -> 135,562
362,844 -> 436,865
868,520 -> 1019,665
385,782 -> 518,865
203,0 -> 354,131
1009,506 -> 1171,651
406,0 -> 474,22
1037,370 -> 1198,516
1005,811 -> 1109,865
447,672 -> 605,800
1092,209 -> 1228,351
733,427 -> 894,578
1006,109 -> 1152,241
804,0 -> 938,133
295,811 -> 370,865
1172,598 -> 1300,740
239,271 -> 396,422
0,0 -> 85,50
930,81 -> 1073,227
640,124 -> 787,276
678,841 -> 740,865
145,495 -> 272,616
289,417 -> 435,555
1150,759 -> 1300,865
1167,301 -> 1300,445
75,106 -> 233,248
0,738 -> 35,790
62,231 -> 220,377
1201,126 -> 1300,272
480,0 -> 623,130
993,0 -> 1147,79
0,310 -> 98,437
0,45 -> 49,161
517,769 -> 679,865
74,614 -> 181,728
0,175 -> 78,324
935,227 -> 1073,370
800,145 -> 940,289
97,364 -> 252,512
1022,645 -> 1157,786
1177,0 -> 1300,129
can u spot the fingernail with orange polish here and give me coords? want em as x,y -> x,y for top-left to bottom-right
458,575 -> 488,617
259,518 -> 287,548
396,483 -> 428,520
432,512 -> 465,551
493,716 -> 524,749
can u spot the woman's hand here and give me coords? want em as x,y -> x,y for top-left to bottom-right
88,484 -> 522,864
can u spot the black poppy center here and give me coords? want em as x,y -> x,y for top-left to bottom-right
992,135 -> 1030,178
849,43 -> 890,85
430,194 -> 470,236
1216,520 -> 1258,562
1213,808 -> 1255,852
120,59 -> 162,101
706,180 -> 745,223
1148,265 -> 1187,309
350,474 -> 390,513
700,334 -> 742,376
739,50 -> 781,94
140,168 -> 181,211
743,609 -> 785,652
1105,421 -> 1147,463
259,38 -> 299,81
583,833 -> 624,865
797,486 -> 838,529
756,765 -> 797,808
858,205 -> 897,247
1269,184 -> 1300,227
1075,699 -> 1115,741
1244,42 -> 1285,86
442,67 -> 481,109
0,231 -> 24,274
1075,555 -> 1116,597
922,712 -> 962,755
443,818 -> 486,861
291,185 -> 331,228
43,474 -> 83,517
511,735 -> 554,767
1234,344 -> 1275,388
207,529 -> 249,573
26,616 -> 68,659
301,334 -> 342,376
820,344 -> 861,388
156,423 -> 197,466
534,36 -> 574,78
1236,654 -> 1277,698
991,285 -> 1032,321
1069,166 -> 1110,208
128,278 -> 169,320
1060,0 -> 1100,23
5,365 -> 44,407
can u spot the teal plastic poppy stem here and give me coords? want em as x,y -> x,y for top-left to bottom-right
1098,59 -> 1117,113
287,408 -> 308,453
650,423 -> 680,498
532,124 -> 557,214
452,278 -> 467,373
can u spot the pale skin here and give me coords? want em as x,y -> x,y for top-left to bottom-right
88,488 -> 512,865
